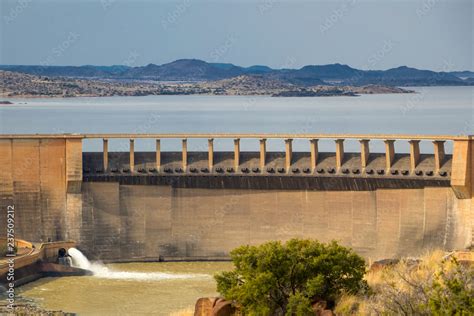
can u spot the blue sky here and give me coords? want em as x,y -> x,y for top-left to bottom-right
1,0 -> 472,71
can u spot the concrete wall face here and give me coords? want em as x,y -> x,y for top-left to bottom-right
0,138 -> 84,244
1,137 -> 472,262
77,183 -> 470,261
0,139 -> 68,242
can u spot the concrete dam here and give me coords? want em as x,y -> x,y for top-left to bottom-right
0,134 -> 472,262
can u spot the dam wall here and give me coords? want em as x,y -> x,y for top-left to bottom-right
78,183 -> 470,261
0,134 -> 472,262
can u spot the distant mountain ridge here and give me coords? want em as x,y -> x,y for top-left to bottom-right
0,64 -> 131,78
0,59 -> 471,86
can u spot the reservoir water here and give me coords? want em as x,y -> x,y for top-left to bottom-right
1,86 -> 472,153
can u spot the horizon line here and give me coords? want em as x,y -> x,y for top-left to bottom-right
0,59 -> 472,73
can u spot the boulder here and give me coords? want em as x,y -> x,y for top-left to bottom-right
212,298 -> 235,316
194,297 -> 218,316
312,300 -> 335,316
369,258 -> 400,272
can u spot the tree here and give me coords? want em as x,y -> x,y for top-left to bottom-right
214,239 -> 366,315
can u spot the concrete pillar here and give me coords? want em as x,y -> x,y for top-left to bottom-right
182,139 -> 187,171
103,138 -> 108,171
208,138 -> 214,170
384,140 -> 395,171
335,139 -> 344,170
260,138 -> 266,170
409,140 -> 420,173
234,139 -> 240,171
155,139 -> 161,171
310,139 -> 319,172
129,139 -> 135,172
359,139 -> 370,169
433,140 -> 445,172
285,139 -> 293,172
451,140 -> 471,199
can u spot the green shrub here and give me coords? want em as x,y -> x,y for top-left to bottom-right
428,258 -> 474,315
215,239 -> 366,315
285,292 -> 314,316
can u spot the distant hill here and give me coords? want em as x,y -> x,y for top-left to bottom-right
294,63 -> 362,80
0,59 -> 472,86
122,59 -> 239,80
0,64 -> 130,78
450,71 -> 474,79
268,64 -> 358,86
352,66 -> 466,86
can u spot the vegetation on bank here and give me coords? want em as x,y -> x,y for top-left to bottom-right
0,304 -> 72,316
336,251 -> 474,315
215,239 -> 366,315
214,240 -> 474,315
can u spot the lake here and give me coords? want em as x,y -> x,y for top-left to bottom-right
1,86 -> 472,153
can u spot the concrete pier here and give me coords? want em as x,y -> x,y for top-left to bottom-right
182,139 -> 187,171
260,139 -> 266,171
285,139 -> 292,173
103,139 -> 108,171
409,140 -> 421,173
208,138 -> 214,171
234,138 -> 240,171
156,139 -> 161,171
433,140 -> 445,172
384,140 -> 395,171
129,139 -> 135,172
335,139 -> 344,170
310,139 -> 319,172
359,139 -> 370,170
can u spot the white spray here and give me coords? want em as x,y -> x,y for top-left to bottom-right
68,247 -> 92,270
67,247 -> 209,281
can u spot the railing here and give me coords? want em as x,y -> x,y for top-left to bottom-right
0,133 -> 471,140
80,133 -> 464,175
1,133 -> 468,175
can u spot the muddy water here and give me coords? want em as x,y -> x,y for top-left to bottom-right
18,262 -> 232,315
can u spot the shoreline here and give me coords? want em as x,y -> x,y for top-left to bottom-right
0,69 -> 417,100
0,302 -> 72,316
0,90 -> 414,100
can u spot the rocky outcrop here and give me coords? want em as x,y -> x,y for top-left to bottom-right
194,297 -> 218,316
194,297 -> 335,316
0,70 -> 414,98
194,298 -> 236,316
312,300 -> 335,316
